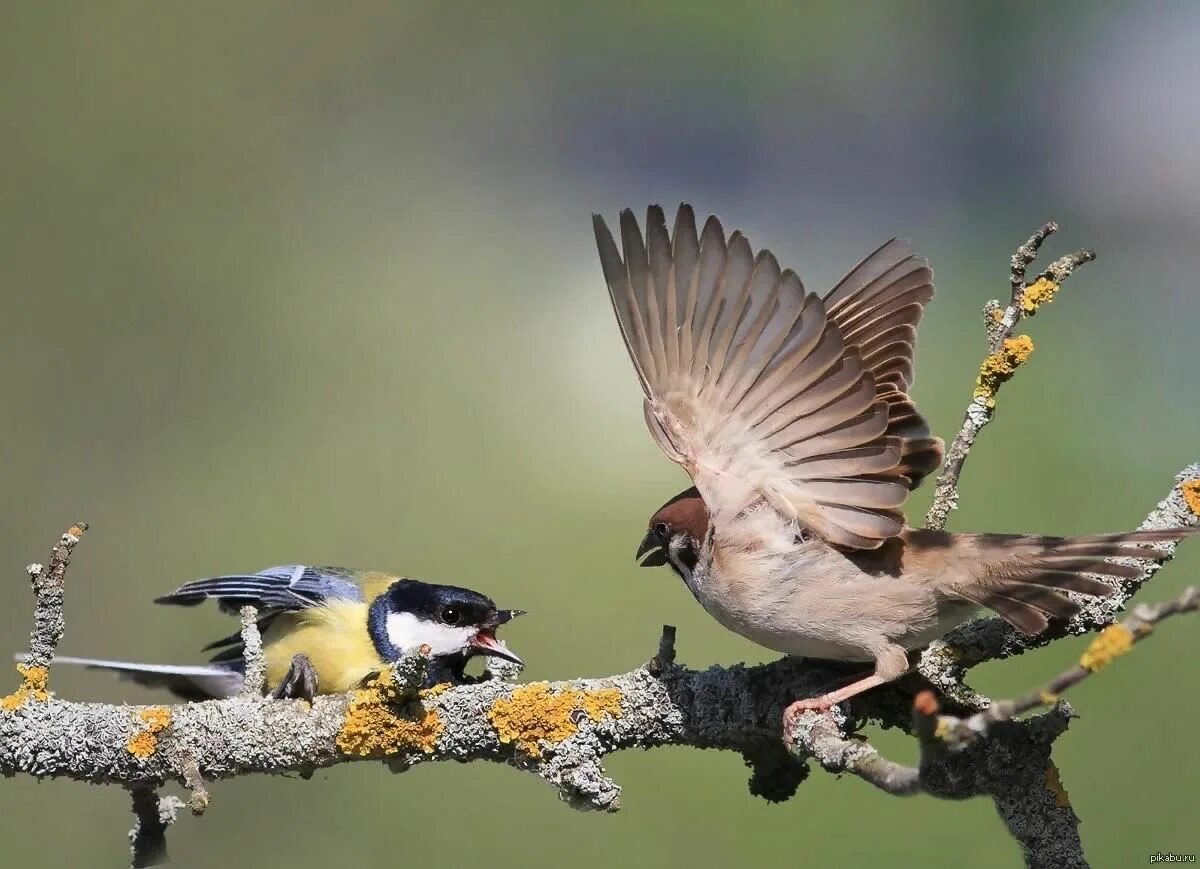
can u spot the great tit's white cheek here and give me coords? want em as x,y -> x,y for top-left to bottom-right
386,612 -> 475,656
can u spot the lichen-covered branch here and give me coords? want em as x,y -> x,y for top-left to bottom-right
924,585 -> 1200,748
2,491 -> 1195,868
238,606 -> 265,696
918,463 -> 1200,706
789,584 -> 1200,792
3,223 -> 1197,869
925,223 -> 1095,531
22,522 -> 87,671
128,788 -> 184,869
787,583 -> 1200,869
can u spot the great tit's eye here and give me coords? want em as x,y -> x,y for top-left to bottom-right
440,606 -> 460,625
654,522 -> 669,538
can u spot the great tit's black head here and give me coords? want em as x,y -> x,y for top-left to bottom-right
636,487 -> 708,578
369,580 -> 525,665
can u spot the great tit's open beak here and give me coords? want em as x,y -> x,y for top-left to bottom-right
489,608 -> 527,627
470,628 -> 524,666
636,530 -> 668,567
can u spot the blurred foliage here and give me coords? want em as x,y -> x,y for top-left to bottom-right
1,3 -> 1196,868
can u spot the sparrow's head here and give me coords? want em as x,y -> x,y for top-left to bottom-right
369,579 -> 525,666
636,487 -> 710,579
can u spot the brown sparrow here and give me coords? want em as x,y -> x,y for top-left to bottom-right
592,204 -> 1192,727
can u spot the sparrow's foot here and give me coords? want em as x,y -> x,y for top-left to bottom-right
782,672 -> 891,739
272,653 -> 318,701
782,696 -> 837,733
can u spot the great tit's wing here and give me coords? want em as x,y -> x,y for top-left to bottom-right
155,565 -> 366,613
200,610 -> 283,653
822,239 -> 943,489
50,656 -> 243,701
594,204 -> 916,549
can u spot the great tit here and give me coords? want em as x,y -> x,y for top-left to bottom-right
53,566 -> 525,700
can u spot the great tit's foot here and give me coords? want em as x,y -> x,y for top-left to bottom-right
272,653 -> 318,701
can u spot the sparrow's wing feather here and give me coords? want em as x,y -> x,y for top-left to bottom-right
595,204 -> 913,548
155,565 -> 364,612
823,239 -> 943,488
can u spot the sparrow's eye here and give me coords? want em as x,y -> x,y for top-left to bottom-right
654,522 -> 669,538
440,606 -> 461,625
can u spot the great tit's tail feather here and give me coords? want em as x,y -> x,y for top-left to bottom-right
46,655 -> 244,701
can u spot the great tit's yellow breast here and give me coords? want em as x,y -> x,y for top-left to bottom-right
262,601 -> 384,694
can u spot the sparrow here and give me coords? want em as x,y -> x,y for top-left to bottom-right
592,203 -> 1193,726
53,567 -> 525,700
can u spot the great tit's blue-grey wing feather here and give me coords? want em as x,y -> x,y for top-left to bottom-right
49,656 -> 243,701
201,612 -> 282,651
155,565 -> 365,612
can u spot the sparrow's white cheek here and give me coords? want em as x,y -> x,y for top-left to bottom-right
385,612 -> 474,656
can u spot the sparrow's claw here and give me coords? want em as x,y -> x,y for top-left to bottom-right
272,653 -> 318,702
783,696 -> 836,727
783,671 -> 891,738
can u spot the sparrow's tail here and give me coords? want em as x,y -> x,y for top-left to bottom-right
42,655 -> 244,701
951,527 -> 1195,635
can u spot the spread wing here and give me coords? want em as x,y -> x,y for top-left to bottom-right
594,204 -> 927,549
823,239 -> 943,488
155,565 -> 365,613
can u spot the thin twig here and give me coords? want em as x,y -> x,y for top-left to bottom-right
128,787 -> 183,869
923,586 -> 1200,748
925,224 -> 1095,531
238,605 -> 265,696
920,464 -> 1200,701
788,709 -> 922,795
646,624 -> 677,675
179,751 -> 209,815
23,522 -> 87,671
1010,222 -> 1058,307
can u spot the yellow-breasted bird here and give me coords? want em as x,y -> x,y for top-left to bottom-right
53,566 -> 525,699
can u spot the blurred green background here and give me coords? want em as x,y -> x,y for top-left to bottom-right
2,3 -> 1197,867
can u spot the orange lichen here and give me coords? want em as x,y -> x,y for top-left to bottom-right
1079,624 -> 1134,672
126,731 -> 158,759
139,706 -> 172,731
337,669 -> 443,756
1181,478 -> 1200,516
1044,761 -> 1072,807
487,682 -> 623,757
1021,277 -> 1060,315
0,664 -> 49,712
126,706 -> 172,758
990,307 -> 1005,323
974,335 -> 1035,405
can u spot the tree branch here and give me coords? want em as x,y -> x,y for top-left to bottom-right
2,224 -> 1196,869
926,224 -> 1094,531
918,463 -> 1199,707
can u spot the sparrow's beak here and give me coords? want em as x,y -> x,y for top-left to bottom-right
470,628 -> 524,666
636,531 -> 668,567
